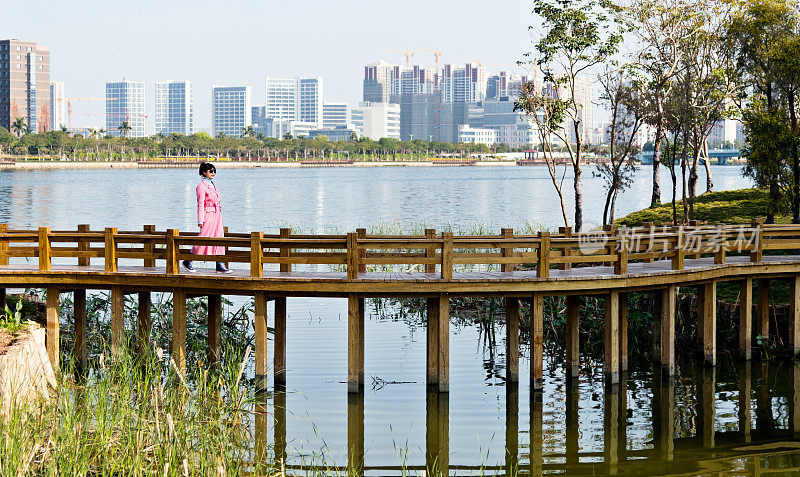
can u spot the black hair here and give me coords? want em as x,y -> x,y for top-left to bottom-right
199,162 -> 216,176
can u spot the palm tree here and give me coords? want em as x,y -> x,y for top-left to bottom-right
118,120 -> 132,138
241,125 -> 256,138
11,118 -> 26,138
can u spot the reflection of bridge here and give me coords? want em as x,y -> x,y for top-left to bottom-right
256,361 -> 800,475
638,149 -> 742,165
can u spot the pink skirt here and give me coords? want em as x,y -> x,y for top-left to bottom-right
191,211 -> 225,256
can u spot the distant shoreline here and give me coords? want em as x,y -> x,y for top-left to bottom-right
0,160 -> 518,170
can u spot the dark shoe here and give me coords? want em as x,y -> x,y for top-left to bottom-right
182,260 -> 195,272
216,262 -> 232,274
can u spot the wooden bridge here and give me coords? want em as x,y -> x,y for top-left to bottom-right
1,221 -> 799,394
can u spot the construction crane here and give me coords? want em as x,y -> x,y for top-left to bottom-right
56,97 -> 117,132
384,48 -> 415,67
422,48 -> 443,88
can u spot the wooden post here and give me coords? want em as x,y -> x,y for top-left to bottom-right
702,281 -> 717,366
207,294 -> 221,366
279,228 -> 292,273
426,297 -> 439,385
614,240 -> 628,275
274,297 -> 287,385
347,294 -> 361,393
137,292 -> 152,355
642,222 -> 655,264
605,290 -> 620,385
142,224 -> 156,268
46,287 -> 59,369
531,292 -> 544,391
791,276 -> 800,357
501,228 -> 514,273
250,231 -> 263,278
604,386 -> 620,474
438,294 -> 450,393
671,229 -> 684,270
505,297 -> 519,383
758,279 -> 770,344
73,289 -> 87,371
698,366 -> 716,448
565,295 -> 580,379
356,228 -> 367,273
750,219 -> 763,262
661,286 -> 677,376
0,223 -> 8,266
166,229 -> 179,274
172,289 -> 187,374
38,226 -> 51,271
620,292 -> 628,372
358,297 -> 365,385
77,224 -> 90,266
565,380 -> 579,465
347,391 -> 366,474
739,278 -> 753,360
505,382 -> 519,476
274,389 -> 287,464
537,232 -> 550,279
110,286 -> 124,356
530,392 -> 543,475
792,362 -> 800,439
714,223 -> 726,265
424,229 -> 436,274
346,233 -> 359,280
254,291 -> 268,390
104,227 -> 118,273
558,226 -> 572,270
441,233 -> 453,279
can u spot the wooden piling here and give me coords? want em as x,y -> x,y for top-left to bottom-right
274,389 -> 287,464
738,361 -> 752,442
207,294 -> 221,366
73,289 -> 87,371
653,291 -> 662,362
791,276 -> 800,357
137,292 -> 151,355
347,294 -> 361,393
739,278 -> 753,360
46,287 -> 59,369
274,297 -> 287,385
605,290 -> 620,384
758,279 -> 770,342
604,387 -> 620,474
358,297 -> 365,384
530,392 -> 543,475
505,382 -> 519,475
347,391 -> 365,474
505,297 -> 519,383
566,295 -> 580,379
661,286 -> 676,375
792,362 -> 800,439
426,297 -> 439,385
620,292 -> 628,372
701,281 -> 717,366
699,366 -> 716,448
110,286 -> 124,356
172,289 -> 187,373
438,294 -> 450,393
531,292 -> 544,391
254,291 -> 268,390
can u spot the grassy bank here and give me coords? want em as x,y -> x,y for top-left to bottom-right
615,188 -> 779,227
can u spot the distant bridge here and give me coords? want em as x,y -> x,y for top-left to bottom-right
638,149 -> 742,165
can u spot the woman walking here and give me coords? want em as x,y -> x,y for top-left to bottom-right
182,162 -> 231,273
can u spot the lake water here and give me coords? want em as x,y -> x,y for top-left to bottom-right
5,164 -> 797,476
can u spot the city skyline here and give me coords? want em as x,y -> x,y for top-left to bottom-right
0,0 -> 533,131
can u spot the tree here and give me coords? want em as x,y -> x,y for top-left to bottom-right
518,0 -> 622,231
241,125 -> 256,138
11,118 -> 27,138
117,120 -> 132,138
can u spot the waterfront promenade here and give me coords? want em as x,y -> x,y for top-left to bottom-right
0,221 -> 797,395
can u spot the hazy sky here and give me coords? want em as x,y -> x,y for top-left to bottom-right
3,0 -> 538,131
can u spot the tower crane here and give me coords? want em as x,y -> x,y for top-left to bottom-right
56,97 -> 117,132
422,48 -> 443,88
384,48 -> 415,67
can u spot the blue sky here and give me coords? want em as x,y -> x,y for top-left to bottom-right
2,0 -> 535,131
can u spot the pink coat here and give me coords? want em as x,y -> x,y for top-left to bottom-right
191,179 -> 225,256
196,179 -> 222,225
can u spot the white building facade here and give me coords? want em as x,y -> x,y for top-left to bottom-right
351,101 -> 401,140
265,77 -> 298,121
298,77 -> 323,127
211,86 -> 251,137
49,81 -> 65,131
106,78 -> 146,137
458,125 -> 496,146
323,102 -> 349,129
155,80 -> 193,135
441,63 -> 487,103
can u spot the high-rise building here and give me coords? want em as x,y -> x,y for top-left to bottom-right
323,102 -> 349,129
298,77 -> 323,127
212,86 -> 251,137
556,75 -> 594,144
351,101 -> 401,140
106,78 -> 146,137
363,61 -> 397,103
0,39 -> 51,133
441,63 -> 487,103
154,80 -> 193,135
49,81 -> 66,131
487,71 -> 531,100
396,94 -> 439,141
265,77 -> 298,121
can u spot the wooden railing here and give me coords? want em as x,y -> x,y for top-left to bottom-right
0,220 -> 796,279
